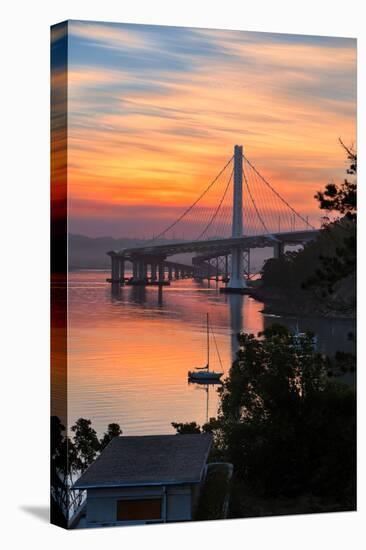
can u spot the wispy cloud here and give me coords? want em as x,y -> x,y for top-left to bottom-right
63,21 -> 356,237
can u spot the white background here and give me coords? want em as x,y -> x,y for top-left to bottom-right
1,0 -> 364,548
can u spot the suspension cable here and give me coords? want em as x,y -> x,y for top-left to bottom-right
243,155 -> 316,230
195,167 -> 234,241
147,155 -> 234,243
242,167 -> 270,234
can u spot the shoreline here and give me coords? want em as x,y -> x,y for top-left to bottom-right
250,287 -> 356,321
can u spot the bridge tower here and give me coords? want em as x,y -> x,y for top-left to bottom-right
227,144 -> 247,290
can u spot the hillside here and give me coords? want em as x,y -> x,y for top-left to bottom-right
68,234 -> 145,269
68,234 -> 196,269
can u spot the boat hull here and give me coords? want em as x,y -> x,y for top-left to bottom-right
188,371 -> 223,381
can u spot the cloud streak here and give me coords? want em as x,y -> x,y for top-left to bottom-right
63,21 -> 356,237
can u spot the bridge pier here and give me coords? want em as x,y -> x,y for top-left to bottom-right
228,247 -> 245,289
111,255 -> 120,282
273,241 -> 285,259
107,252 -> 123,283
151,261 -> 157,281
168,266 -> 173,280
158,260 -> 165,283
223,145 -> 247,293
138,259 -> 146,281
120,258 -> 125,284
243,249 -> 250,279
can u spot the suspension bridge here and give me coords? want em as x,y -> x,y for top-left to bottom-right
107,145 -> 319,292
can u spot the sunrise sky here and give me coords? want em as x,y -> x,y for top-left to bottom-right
58,21 -> 356,238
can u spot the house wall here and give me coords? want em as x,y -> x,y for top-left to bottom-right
85,484 -> 193,526
166,485 -> 192,522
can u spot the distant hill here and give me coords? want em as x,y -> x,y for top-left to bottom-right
68,233 -> 275,272
68,234 -> 194,269
68,234 -> 146,269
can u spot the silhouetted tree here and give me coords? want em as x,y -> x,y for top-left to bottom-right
70,418 -> 100,472
315,138 -> 357,219
51,416 -> 125,523
51,416 -> 79,524
305,140 -> 356,297
177,326 -> 356,514
51,416 -> 68,524
99,422 -> 123,451
171,421 -> 202,434
261,139 -> 356,307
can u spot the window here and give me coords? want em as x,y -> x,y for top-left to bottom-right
116,498 -> 162,521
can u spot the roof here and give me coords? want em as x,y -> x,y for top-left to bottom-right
74,434 -> 213,489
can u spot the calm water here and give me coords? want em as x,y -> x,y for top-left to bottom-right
65,271 -> 355,437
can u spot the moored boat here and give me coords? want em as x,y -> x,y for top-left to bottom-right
188,313 -> 224,382
188,368 -> 223,382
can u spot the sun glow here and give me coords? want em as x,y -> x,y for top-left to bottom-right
54,22 -> 356,237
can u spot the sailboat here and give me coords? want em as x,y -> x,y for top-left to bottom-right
188,313 -> 224,382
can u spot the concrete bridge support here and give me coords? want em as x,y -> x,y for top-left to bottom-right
151,261 -> 157,281
158,261 -> 165,283
273,241 -> 285,259
227,144 -> 246,291
229,247 -> 244,288
111,255 -> 120,282
119,259 -> 125,283
138,259 -> 146,281
243,249 -> 250,279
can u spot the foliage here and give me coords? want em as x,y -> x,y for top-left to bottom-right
315,139 -> 357,218
303,218 -> 356,298
261,220 -> 350,290
50,416 -> 69,525
171,421 -> 202,434
306,139 -> 356,297
171,419 -> 226,462
194,465 -> 231,521
51,416 -> 123,521
223,327 -> 355,507
219,325 -> 326,425
327,350 -> 356,378
261,140 -> 356,303
70,418 -> 100,473
99,423 -> 123,451
175,326 -> 356,513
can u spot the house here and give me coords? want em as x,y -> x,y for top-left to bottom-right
74,433 -> 213,527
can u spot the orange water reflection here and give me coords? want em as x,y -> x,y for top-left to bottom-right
66,272 -> 264,436
62,271 -> 355,437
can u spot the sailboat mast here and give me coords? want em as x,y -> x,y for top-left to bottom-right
207,312 -> 210,370
206,385 -> 209,423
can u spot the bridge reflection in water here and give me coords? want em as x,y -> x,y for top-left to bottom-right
68,272 -> 355,437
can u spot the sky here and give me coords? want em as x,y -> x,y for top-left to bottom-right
53,21 -> 356,238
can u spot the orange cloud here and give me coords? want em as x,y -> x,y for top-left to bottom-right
62,23 -> 356,237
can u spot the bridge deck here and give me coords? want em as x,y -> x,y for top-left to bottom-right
108,230 -> 318,259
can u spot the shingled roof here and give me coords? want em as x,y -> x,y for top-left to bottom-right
74,434 -> 213,489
